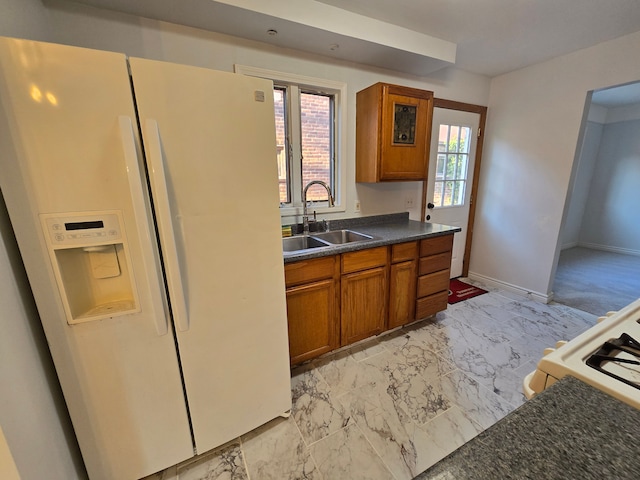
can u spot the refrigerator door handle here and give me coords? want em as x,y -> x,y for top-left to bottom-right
118,115 -> 169,336
144,119 -> 190,332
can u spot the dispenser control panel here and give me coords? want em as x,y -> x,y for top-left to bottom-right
43,212 -> 123,247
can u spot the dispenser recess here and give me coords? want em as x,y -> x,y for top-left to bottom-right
41,211 -> 140,324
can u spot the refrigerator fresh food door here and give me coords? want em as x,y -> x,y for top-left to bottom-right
129,57 -> 292,453
0,38 -> 194,479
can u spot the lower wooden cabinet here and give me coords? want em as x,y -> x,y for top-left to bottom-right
340,246 -> 388,346
416,290 -> 449,319
284,234 -> 453,364
341,266 -> 387,345
388,242 -> 418,329
286,279 -> 338,365
284,256 -> 339,365
415,235 -> 453,319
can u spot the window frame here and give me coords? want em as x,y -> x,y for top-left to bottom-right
234,64 -> 347,218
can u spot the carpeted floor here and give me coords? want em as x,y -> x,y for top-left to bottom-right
553,247 -> 640,316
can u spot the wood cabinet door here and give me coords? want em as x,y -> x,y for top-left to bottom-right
356,83 -> 433,182
286,279 -> 339,365
388,259 -> 417,329
379,87 -> 433,181
341,266 -> 388,346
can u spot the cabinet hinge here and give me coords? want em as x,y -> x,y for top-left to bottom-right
477,127 -> 482,138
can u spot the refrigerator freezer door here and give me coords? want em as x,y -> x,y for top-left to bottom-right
0,38 -> 194,479
129,58 -> 292,453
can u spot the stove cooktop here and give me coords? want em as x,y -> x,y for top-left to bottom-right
537,298 -> 640,409
586,333 -> 640,391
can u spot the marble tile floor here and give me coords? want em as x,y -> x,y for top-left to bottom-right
145,280 -> 597,480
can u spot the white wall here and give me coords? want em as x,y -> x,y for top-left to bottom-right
579,117 -> 640,253
471,30 -> 640,299
561,120 -> 603,248
0,0 -> 52,41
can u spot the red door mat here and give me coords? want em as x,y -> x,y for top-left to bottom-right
448,279 -> 488,304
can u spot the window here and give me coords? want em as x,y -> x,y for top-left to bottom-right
274,86 -> 334,204
433,124 -> 471,207
235,65 -> 346,216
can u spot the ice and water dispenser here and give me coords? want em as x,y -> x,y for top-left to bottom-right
41,211 -> 140,324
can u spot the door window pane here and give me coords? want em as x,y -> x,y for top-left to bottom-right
434,124 -> 472,207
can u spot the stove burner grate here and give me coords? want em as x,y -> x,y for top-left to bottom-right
586,333 -> 640,391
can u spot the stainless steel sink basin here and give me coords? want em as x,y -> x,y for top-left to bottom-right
312,229 -> 373,244
282,235 -> 331,253
283,229 -> 375,254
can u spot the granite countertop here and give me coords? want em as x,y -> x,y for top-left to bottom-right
415,376 -> 640,480
283,213 -> 461,263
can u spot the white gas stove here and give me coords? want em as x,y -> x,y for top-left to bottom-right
524,297 -> 640,409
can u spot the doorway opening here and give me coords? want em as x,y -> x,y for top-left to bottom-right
553,81 -> 640,315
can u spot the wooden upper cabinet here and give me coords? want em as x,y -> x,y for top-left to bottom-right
356,83 -> 434,182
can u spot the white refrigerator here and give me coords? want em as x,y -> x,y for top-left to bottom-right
0,37 -> 291,479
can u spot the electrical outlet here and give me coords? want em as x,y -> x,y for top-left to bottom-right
355,200 -> 361,212
405,197 -> 415,209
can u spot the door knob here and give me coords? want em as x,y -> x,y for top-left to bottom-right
427,202 -> 435,209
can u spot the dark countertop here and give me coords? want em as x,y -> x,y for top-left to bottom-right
415,376 -> 640,480
283,213 -> 461,263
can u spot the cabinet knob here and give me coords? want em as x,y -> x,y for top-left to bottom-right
427,202 -> 435,209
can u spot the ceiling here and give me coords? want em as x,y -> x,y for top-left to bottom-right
317,0 -> 640,77
68,0 -> 640,78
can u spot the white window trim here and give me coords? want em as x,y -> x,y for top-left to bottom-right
234,64 -> 347,218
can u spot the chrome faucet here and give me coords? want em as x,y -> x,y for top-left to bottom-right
302,180 -> 334,234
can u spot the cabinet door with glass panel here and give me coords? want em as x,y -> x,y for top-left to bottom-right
356,83 -> 434,182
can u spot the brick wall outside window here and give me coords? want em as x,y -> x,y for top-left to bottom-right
274,89 -> 332,204
301,93 -> 331,202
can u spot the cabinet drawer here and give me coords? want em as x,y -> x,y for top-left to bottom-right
391,241 -> 418,263
285,256 -> 337,287
419,234 -> 453,257
415,291 -> 449,319
417,270 -> 450,298
342,246 -> 388,274
418,252 -> 452,276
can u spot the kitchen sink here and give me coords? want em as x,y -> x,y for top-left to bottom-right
283,229 -> 376,254
282,235 -> 331,253
311,229 -> 374,244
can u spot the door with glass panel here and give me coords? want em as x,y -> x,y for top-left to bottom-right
425,108 -> 480,278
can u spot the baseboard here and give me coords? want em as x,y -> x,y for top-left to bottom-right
561,241 -> 578,250
467,271 -> 552,304
577,242 -> 640,257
